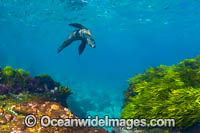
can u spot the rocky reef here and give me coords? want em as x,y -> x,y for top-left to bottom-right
0,66 -> 107,132
0,66 -> 71,107
122,56 -> 200,132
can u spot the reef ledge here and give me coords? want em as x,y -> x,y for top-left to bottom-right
0,66 -> 107,132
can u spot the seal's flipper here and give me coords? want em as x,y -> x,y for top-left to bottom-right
69,23 -> 87,29
57,38 -> 74,53
79,41 -> 86,55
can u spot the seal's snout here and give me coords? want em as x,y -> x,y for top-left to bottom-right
87,37 -> 96,48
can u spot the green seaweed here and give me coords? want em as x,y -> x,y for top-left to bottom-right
0,66 -> 29,91
0,66 -> 71,107
122,56 -> 200,130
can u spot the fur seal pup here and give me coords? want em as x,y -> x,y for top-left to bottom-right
57,23 -> 95,55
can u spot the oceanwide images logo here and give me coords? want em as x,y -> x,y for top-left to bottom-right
24,115 -> 175,129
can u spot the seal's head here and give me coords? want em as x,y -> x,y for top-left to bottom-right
87,37 -> 96,48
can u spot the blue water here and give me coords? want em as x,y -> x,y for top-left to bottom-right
0,0 -> 200,120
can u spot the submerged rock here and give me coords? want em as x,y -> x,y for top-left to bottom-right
0,101 -> 107,132
0,66 -> 108,132
0,66 -> 71,107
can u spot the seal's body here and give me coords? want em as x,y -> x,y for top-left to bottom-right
57,23 -> 95,55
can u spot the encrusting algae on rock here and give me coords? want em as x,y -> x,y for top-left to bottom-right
0,66 -> 108,132
0,101 -> 107,132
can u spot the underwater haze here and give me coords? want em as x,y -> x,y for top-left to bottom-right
1,0 -> 200,119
